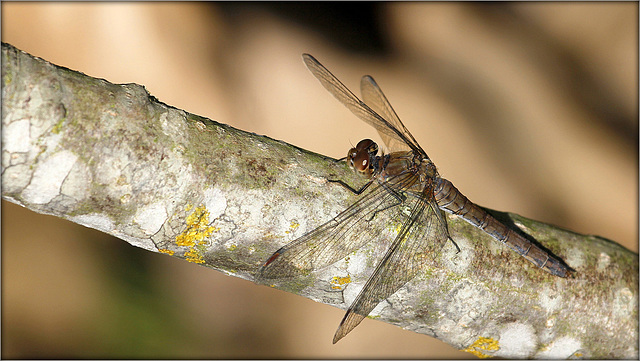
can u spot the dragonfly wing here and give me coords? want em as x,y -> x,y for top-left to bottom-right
258,172 -> 421,280
360,75 -> 426,155
302,54 -> 421,154
333,186 -> 448,343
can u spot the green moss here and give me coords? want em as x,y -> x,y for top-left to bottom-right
51,114 -> 66,134
445,271 -> 465,284
416,291 -> 438,323
3,68 -> 12,87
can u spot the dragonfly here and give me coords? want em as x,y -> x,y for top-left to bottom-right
258,53 -> 572,344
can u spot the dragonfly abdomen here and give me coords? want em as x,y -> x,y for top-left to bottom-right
434,178 -> 571,278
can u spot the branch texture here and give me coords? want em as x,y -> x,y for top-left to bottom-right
2,43 -> 637,359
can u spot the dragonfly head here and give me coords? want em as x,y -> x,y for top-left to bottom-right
347,139 -> 378,175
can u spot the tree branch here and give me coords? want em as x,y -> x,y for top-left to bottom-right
2,42 -> 637,359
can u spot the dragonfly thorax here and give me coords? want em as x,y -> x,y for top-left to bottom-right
347,139 -> 380,176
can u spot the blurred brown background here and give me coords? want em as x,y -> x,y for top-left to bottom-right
2,2 -> 637,359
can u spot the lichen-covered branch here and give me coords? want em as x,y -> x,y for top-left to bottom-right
2,42 -> 637,359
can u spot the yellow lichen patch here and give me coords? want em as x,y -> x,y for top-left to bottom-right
285,220 -> 300,234
462,337 -> 500,359
158,249 -> 175,256
184,248 -> 205,264
387,216 -> 405,235
175,204 -> 217,263
330,275 -> 352,289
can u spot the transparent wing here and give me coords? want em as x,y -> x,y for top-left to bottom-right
302,53 -> 422,155
258,171 -> 421,280
333,185 -> 448,343
360,75 -> 425,155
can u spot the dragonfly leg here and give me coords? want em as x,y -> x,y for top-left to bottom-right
329,178 -> 406,222
328,178 -> 373,195
449,236 -> 461,253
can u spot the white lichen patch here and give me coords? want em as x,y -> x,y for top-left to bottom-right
92,152 -> 133,199
70,213 -> 115,234
565,246 -> 585,269
446,282 -> 493,329
3,118 -> 31,153
22,150 -> 77,204
435,317 -> 458,334
203,187 -> 227,221
276,201 -> 312,234
342,279 -> 366,307
60,161 -> 90,201
345,250 -> 369,275
369,299 -> 388,317
443,238 -> 471,273
495,322 -> 537,358
302,171 -> 322,181
159,112 -> 183,136
336,275 -> 388,316
227,196 -> 267,243
613,287 -> 635,318
117,233 -> 158,252
508,274 -> 527,289
134,201 -> 168,235
538,286 -> 562,313
597,252 -> 611,271
536,336 -> 581,359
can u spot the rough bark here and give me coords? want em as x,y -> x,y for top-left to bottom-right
2,42 -> 637,359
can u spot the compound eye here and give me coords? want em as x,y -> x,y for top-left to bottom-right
347,148 -> 358,169
355,139 -> 377,154
352,150 -> 370,172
